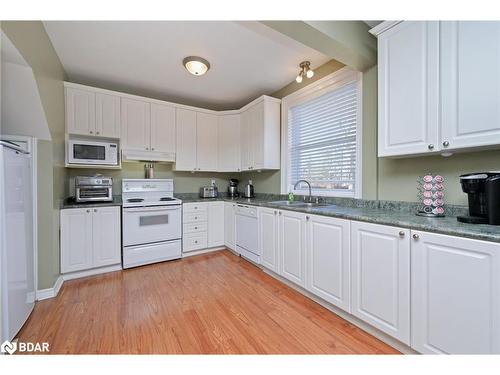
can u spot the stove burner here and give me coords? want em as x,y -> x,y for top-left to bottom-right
127,198 -> 144,203
160,197 -> 175,201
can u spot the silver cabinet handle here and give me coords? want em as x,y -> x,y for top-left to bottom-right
194,240 -> 198,244
194,217 -> 197,220
86,209 -> 90,213
145,147 -> 149,150
94,209 -> 97,213
274,210 -> 277,215
279,211 -> 282,216
194,227 -> 198,229
413,233 -> 420,240
428,144 -> 434,150
89,130 -> 93,134
96,131 -> 100,135
306,216 -> 310,220
443,141 -> 449,147
151,147 -> 155,151
399,231 -> 405,237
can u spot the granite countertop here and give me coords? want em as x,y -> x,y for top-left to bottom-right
178,195 -> 500,243
61,196 -> 122,209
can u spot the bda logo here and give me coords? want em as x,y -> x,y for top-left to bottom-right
1,340 -> 17,354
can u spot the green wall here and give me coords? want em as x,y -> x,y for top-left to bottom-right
1,21 -> 66,289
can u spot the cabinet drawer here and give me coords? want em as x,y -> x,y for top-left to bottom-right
183,233 -> 208,252
183,222 -> 208,234
183,211 -> 207,223
183,202 -> 208,214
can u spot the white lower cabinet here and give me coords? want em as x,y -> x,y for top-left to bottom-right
258,207 -> 279,273
224,202 -> 237,251
306,214 -> 351,312
351,221 -> 411,345
208,201 -> 224,247
183,202 -> 224,253
279,210 -> 307,288
61,206 -> 121,274
411,231 -> 500,354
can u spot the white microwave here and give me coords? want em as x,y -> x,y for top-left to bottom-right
67,139 -> 119,166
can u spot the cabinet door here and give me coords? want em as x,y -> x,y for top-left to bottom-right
224,202 -> 236,250
306,215 -> 350,312
65,87 -> 96,136
251,101 -> 265,169
412,231 -> 500,354
92,206 -> 121,268
95,93 -> 120,138
150,103 -> 176,154
208,202 -> 225,247
441,21 -> 500,151
279,210 -> 306,287
378,21 -> 439,156
121,98 -> 151,151
218,114 -> 241,172
259,207 -> 279,273
240,109 -> 251,170
196,112 -> 218,171
60,208 -> 93,273
351,221 -> 411,345
175,108 -> 197,171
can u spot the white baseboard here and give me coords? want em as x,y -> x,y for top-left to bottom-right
261,268 -> 418,355
182,246 -> 225,258
36,275 -> 64,301
62,264 -> 122,281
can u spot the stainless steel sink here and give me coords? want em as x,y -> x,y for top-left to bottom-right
269,200 -> 334,208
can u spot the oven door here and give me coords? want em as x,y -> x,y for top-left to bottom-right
123,205 -> 181,246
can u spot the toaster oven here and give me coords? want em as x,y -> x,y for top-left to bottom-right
75,176 -> 113,202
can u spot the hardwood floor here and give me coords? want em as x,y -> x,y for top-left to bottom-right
17,250 -> 400,354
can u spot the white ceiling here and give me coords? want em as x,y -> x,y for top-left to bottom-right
43,21 -> 330,110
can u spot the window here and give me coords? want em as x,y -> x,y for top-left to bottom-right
281,68 -> 362,198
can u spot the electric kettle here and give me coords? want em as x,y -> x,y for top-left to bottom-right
243,179 -> 255,198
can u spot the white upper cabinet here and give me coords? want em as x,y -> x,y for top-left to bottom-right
411,231 -> 500,354
121,98 -> 151,151
65,87 -> 96,136
175,108 -> 198,171
150,103 -> 176,155
196,112 -> 218,171
351,221 -> 411,345
440,21 -> 500,151
95,93 -> 121,138
306,214 -> 351,312
240,97 -> 281,171
373,21 -> 500,157
376,21 -> 439,157
218,114 -> 241,172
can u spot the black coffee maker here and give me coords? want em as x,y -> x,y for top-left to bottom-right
457,172 -> 500,225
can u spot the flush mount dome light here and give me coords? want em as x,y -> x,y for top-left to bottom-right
183,56 -> 210,76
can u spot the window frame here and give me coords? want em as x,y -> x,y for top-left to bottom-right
280,67 -> 363,198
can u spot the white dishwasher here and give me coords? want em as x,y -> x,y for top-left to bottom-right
235,204 -> 260,264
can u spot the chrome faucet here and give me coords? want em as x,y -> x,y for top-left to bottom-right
294,179 -> 312,202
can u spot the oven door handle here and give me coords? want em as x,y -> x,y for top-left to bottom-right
123,206 -> 180,213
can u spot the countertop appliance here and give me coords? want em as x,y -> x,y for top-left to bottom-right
68,138 -> 118,166
235,204 -> 260,264
458,172 -> 500,225
242,179 -> 255,198
199,186 -> 218,198
0,139 -> 35,341
75,175 -> 113,202
122,179 -> 182,268
228,178 -> 239,198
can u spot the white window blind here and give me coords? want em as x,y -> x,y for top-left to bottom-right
287,80 -> 359,195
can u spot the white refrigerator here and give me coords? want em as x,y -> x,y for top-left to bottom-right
0,139 -> 35,341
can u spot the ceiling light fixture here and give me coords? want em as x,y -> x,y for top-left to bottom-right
183,56 -> 210,76
295,61 -> 314,83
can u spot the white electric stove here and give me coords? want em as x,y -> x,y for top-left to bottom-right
122,179 -> 182,268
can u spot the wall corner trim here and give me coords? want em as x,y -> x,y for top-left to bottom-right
36,275 -> 64,301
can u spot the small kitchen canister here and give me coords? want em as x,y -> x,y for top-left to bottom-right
416,173 -> 445,217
